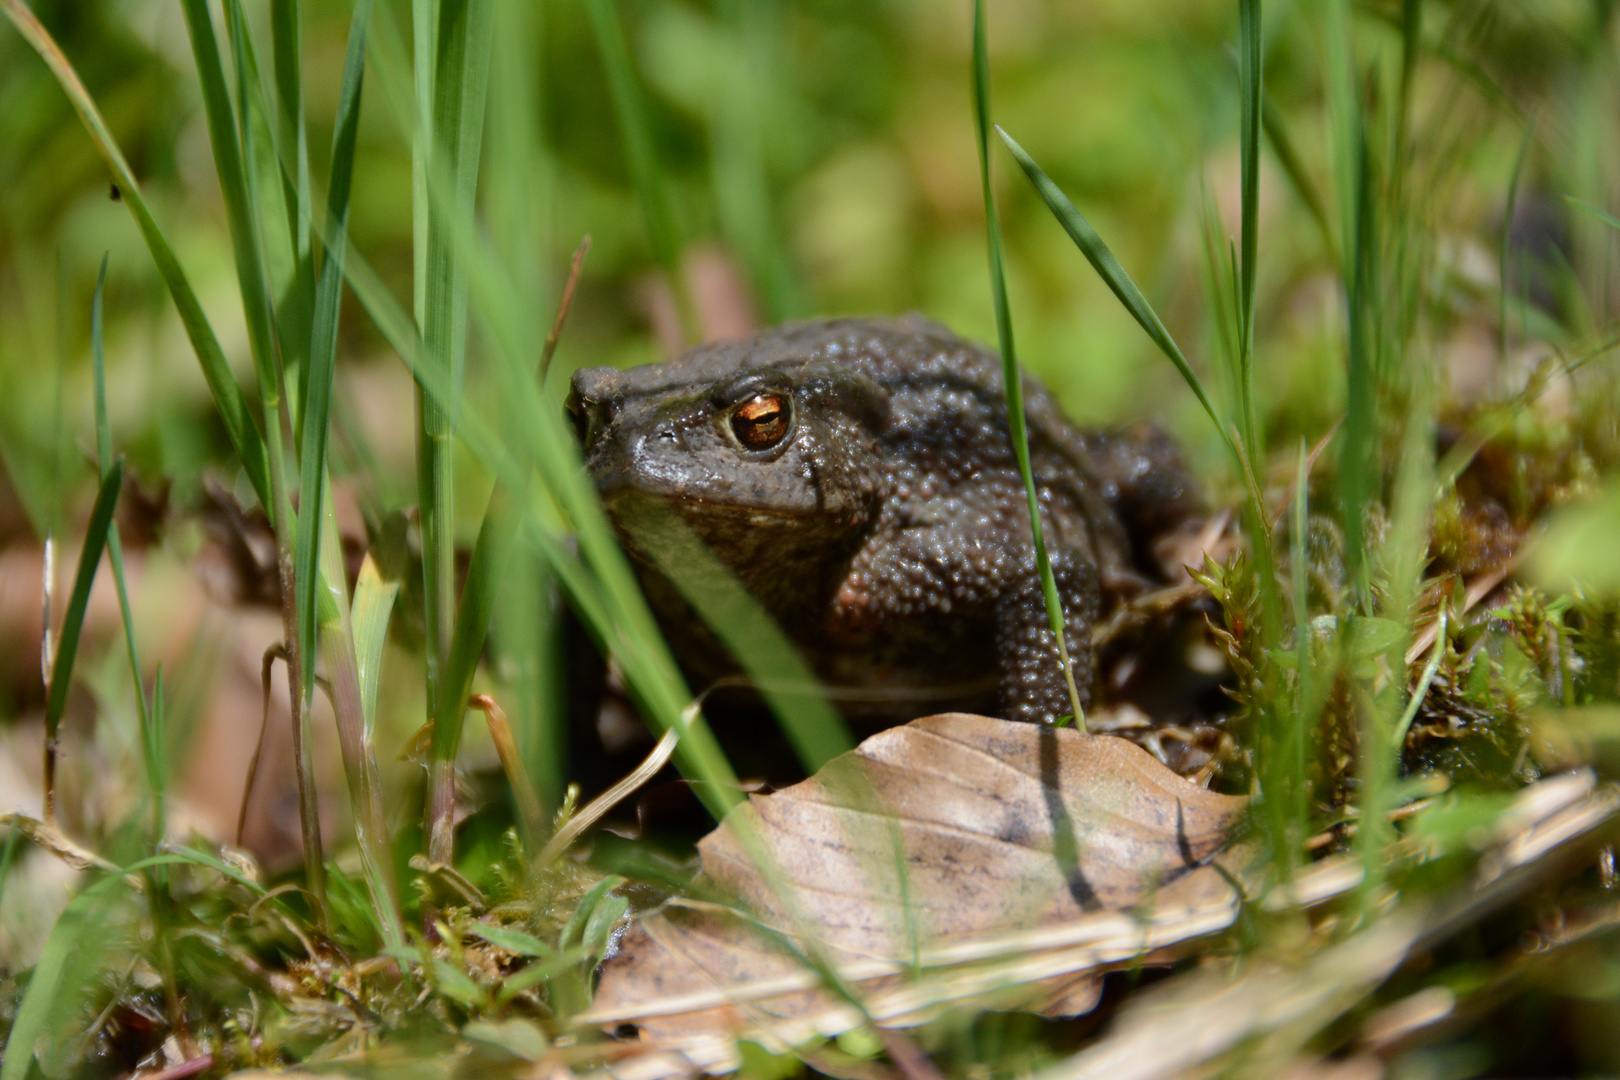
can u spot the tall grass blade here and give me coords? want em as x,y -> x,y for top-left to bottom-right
414,0 -> 493,866
997,127 -> 1238,470
333,235 -> 742,821
223,0 -> 302,409
973,0 -> 1085,729
1325,0 -> 1377,607
1261,98 -> 1337,260
42,462 -> 121,822
92,257 -> 161,833
184,0 -> 282,436
427,489 -> 519,860
181,0 -> 325,917
270,0 -> 316,402
295,0 -> 373,708
618,505 -> 854,770
0,0 -> 270,509
712,0 -> 804,320
582,0 -> 693,340
1237,0 -> 1264,461
482,0 -> 563,809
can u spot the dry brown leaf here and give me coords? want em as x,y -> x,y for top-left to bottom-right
586,713 -> 1254,1054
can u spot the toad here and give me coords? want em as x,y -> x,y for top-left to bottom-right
568,316 -> 1199,725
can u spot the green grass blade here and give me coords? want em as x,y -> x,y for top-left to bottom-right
997,126 -> 1236,466
270,0 -> 316,404
617,504 -> 854,770
334,235 -> 741,821
427,487 -> 519,859
1237,0 -> 1263,461
224,0 -> 305,412
353,554 -> 401,731
90,256 -> 113,473
416,0 -> 494,864
1325,0 -> 1377,607
295,0 -> 373,708
183,0 -> 282,432
1,871 -> 126,1080
1,0 -> 270,510
1564,195 -> 1620,234
582,0 -> 692,339
1261,97 -> 1337,261
43,461 -> 121,818
712,0 -> 805,320
486,0 -> 564,810
92,257 -> 161,831
315,489 -> 406,951
184,0 -> 324,918
973,0 -> 1085,729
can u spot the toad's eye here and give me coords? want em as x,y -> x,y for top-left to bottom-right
730,393 -> 791,450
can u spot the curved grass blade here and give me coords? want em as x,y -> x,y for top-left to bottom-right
996,126 -> 1238,470
42,461 -> 121,822
0,0 -> 269,510
974,5 -> 1086,729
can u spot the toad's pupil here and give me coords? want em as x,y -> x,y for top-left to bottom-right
731,394 -> 789,449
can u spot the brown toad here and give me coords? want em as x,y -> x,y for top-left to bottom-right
568,316 -> 1198,725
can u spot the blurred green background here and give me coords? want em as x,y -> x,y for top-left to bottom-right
3,0 -> 1610,541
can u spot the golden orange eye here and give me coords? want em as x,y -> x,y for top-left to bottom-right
730,393 -> 790,450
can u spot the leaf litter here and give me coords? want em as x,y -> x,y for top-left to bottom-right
582,718 -> 1620,1080
586,713 -> 1255,1066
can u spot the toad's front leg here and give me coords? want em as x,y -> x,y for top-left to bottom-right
993,548 -> 1101,725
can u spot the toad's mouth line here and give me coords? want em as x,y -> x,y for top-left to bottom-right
601,488 -> 832,525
